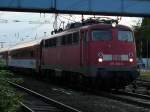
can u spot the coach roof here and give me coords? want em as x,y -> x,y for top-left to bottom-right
0,47 -> 9,53
9,39 -> 42,51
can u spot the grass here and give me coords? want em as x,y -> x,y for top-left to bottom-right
0,60 -> 8,70
140,71 -> 150,80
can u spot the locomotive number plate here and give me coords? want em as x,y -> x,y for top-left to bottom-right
113,55 -> 121,61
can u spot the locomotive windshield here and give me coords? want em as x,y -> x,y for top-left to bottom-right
118,31 -> 134,42
92,30 -> 112,41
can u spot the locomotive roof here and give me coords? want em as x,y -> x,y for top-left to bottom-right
9,39 -> 42,51
44,27 -> 81,40
44,23 -> 132,40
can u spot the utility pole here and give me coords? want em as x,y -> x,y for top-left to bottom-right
0,42 -> 5,48
44,32 -> 46,37
54,13 -> 58,30
140,41 -> 143,58
147,40 -> 149,68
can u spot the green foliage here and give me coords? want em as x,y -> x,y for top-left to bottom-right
0,60 -> 6,69
0,69 -> 24,84
0,70 -> 22,112
0,70 -> 14,77
140,71 -> 150,80
134,17 -> 150,58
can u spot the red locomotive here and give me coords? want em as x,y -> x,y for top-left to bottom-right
0,18 -> 139,89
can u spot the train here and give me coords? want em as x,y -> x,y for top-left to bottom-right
0,18 -> 139,89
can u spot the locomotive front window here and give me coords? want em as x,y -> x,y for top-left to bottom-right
92,30 -> 112,41
118,31 -> 134,42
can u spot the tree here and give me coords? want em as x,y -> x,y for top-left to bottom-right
134,17 -> 150,58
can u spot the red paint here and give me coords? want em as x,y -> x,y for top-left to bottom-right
0,23 -> 137,74
41,24 -> 137,70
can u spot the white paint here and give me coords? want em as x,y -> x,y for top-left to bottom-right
103,55 -> 112,61
8,59 -> 37,69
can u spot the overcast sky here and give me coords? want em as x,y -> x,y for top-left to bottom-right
0,11 -> 141,48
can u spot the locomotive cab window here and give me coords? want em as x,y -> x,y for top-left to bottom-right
92,30 -> 112,41
118,31 -> 134,42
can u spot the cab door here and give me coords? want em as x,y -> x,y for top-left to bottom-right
80,30 -> 89,66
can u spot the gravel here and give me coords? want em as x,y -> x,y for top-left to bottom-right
12,75 -> 150,112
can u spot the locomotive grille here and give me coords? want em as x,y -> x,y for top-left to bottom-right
113,55 -> 121,61
103,54 -> 129,61
113,55 -> 129,61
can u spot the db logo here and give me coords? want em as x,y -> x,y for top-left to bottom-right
98,52 -> 103,57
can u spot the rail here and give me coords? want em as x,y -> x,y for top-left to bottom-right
7,80 -> 82,112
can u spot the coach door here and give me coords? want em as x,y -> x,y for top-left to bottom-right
80,30 -> 89,66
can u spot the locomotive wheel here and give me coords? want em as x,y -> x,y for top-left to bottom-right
75,74 -> 84,89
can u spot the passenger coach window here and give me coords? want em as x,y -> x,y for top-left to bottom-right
92,30 -> 112,41
118,31 -> 133,42
72,32 -> 79,44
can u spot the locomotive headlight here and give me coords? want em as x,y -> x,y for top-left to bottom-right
129,58 -> 133,63
98,58 -> 103,63
112,22 -> 117,27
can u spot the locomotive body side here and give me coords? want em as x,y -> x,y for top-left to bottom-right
41,29 -> 81,73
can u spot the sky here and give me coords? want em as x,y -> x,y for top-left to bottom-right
0,11 -> 142,48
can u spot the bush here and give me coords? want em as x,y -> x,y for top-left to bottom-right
0,70 -> 14,77
0,70 -> 22,112
140,71 -> 150,80
0,60 -> 8,70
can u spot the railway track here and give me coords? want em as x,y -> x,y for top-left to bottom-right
136,79 -> 150,89
7,81 -> 82,112
5,76 -> 150,111
98,90 -> 150,109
